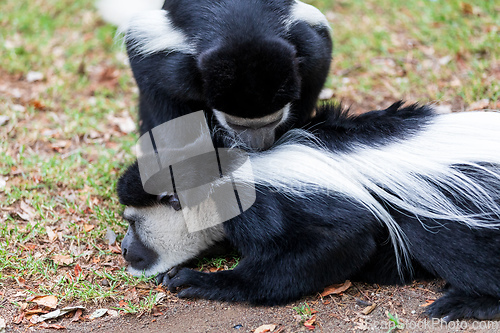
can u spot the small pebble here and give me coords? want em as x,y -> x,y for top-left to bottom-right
0,116 -> 9,126
12,104 -> 25,112
233,324 -> 243,329
108,310 -> 119,317
318,88 -> 334,100
26,71 -> 44,82
106,228 -> 117,245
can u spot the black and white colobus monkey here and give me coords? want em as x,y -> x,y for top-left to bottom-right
117,103 -> 500,321
105,0 -> 332,150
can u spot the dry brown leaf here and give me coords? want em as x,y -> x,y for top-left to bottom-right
38,322 -> 66,330
208,267 -> 223,272
13,312 -> 24,324
420,299 -> 435,307
467,99 -> 490,111
303,315 -> 316,330
25,243 -> 37,251
16,276 -> 26,286
89,66 -> 120,92
71,308 -> 83,322
433,104 -> 452,114
29,100 -> 45,111
20,302 -> 28,311
254,324 -> 277,333
151,306 -> 163,317
460,2 -> 473,14
83,206 -> 94,214
74,263 -> 82,277
98,66 -> 119,84
24,308 -> 48,316
320,280 -> 352,297
460,2 -> 481,15
50,140 -> 69,149
108,243 -> 122,254
123,288 -> 138,302
83,224 -> 95,232
45,226 -> 57,242
28,295 -> 58,309
107,115 -> 136,134
19,201 -> 36,221
52,254 -> 73,265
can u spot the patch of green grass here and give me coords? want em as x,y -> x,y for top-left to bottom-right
293,302 -> 315,321
386,311 -> 404,333
196,253 -> 240,270
39,274 -> 121,303
310,0 -> 500,109
112,290 -> 164,315
94,267 -> 153,285
0,0 -> 119,74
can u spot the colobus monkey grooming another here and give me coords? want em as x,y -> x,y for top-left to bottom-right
117,103 -> 500,321
110,0 -> 333,150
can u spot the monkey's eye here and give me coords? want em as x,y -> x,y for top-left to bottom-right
157,192 -> 171,204
124,217 -> 136,228
157,193 -> 182,211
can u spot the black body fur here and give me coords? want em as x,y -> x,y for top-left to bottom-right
118,104 -> 500,321
126,0 -> 332,149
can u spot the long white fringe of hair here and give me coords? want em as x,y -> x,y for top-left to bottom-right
96,0 -> 164,27
232,111 -> 500,272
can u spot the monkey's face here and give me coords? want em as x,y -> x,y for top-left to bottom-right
121,204 -> 226,277
118,162 -> 227,277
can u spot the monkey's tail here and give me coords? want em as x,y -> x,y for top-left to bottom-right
96,0 -> 164,27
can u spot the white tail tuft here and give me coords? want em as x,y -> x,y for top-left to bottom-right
96,0 -> 164,27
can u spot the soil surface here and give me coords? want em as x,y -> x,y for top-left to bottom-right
3,279 -> 500,332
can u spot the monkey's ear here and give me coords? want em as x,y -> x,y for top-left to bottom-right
197,45 -> 237,108
117,162 -> 157,207
197,45 -> 226,73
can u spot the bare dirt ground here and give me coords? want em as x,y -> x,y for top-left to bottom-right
4,279 -> 499,332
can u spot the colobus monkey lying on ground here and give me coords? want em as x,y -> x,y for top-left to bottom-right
117,103 -> 500,321
109,0 -> 332,150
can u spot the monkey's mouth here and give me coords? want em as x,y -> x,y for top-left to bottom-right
213,105 -> 290,150
228,126 -> 278,150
